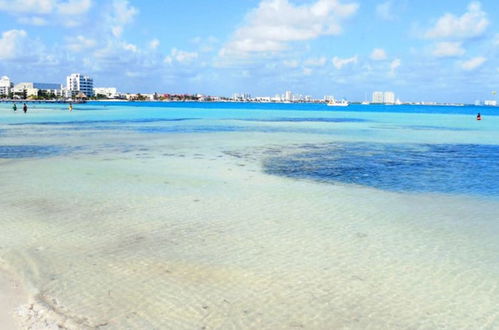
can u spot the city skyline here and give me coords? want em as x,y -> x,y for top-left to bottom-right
1,72 -> 496,106
0,0 -> 498,103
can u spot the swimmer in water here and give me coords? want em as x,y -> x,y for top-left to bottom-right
477,113 -> 481,120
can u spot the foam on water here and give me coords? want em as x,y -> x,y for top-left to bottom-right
1,102 -> 498,329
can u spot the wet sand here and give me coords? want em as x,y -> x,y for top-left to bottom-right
0,270 -> 26,329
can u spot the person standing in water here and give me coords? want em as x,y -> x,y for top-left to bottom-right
69,103 -> 73,112
12,103 -> 17,111
477,113 -> 482,121
23,103 -> 27,113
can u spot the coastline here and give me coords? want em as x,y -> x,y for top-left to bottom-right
0,268 -> 73,329
0,99 -> 84,104
0,103 -> 498,328
0,269 -> 26,330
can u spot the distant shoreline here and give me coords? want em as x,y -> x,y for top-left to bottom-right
89,99 -> 479,107
1,99 -> 493,107
0,99 -> 84,104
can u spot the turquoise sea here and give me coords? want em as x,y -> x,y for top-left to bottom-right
1,101 -> 498,328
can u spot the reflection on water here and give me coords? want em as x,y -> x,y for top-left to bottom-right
264,142 -> 499,197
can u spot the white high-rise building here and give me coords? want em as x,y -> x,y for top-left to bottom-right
372,91 -> 384,103
372,91 -> 396,104
67,73 -> 94,97
285,91 -> 293,102
384,91 -> 395,104
0,76 -> 13,96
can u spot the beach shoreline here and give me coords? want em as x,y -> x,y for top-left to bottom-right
0,103 -> 498,328
0,269 -> 26,330
0,268 -> 73,329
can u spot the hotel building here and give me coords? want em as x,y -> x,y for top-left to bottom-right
372,91 -> 396,104
372,91 -> 384,103
12,82 -> 63,98
94,87 -> 119,99
384,91 -> 395,104
67,73 -> 94,97
0,76 -> 13,96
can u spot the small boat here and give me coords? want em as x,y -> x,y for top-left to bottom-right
327,98 -> 349,107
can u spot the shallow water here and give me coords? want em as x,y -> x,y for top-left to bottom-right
0,102 -> 498,329
264,142 -> 499,197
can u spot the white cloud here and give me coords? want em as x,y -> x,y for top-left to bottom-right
66,35 -> 96,52
57,0 -> 91,16
432,42 -> 465,57
0,29 -> 28,60
283,59 -> 300,68
370,48 -> 387,60
0,0 -> 92,26
460,56 -> 486,71
332,55 -> 357,69
164,48 -> 199,64
0,0 -> 54,14
108,0 -> 138,38
425,2 -> 489,40
221,0 -> 359,56
191,36 -> 219,53
390,58 -> 401,74
304,56 -> 327,67
149,39 -> 160,50
123,43 -> 137,53
376,1 -> 394,21
18,16 -> 48,25
84,39 -> 162,77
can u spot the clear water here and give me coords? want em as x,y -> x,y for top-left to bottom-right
264,142 -> 499,197
0,101 -> 498,329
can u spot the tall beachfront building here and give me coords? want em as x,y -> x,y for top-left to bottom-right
0,76 -> 13,96
372,91 -> 384,103
384,91 -> 395,104
372,91 -> 396,104
67,73 -> 94,97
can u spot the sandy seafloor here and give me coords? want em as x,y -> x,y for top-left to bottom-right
0,102 -> 498,329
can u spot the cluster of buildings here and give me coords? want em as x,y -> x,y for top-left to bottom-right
0,74 -> 121,100
232,91 -> 315,103
475,100 -> 497,106
230,90 -> 403,105
2,76 -> 496,106
230,90 -> 497,106
371,91 -> 401,105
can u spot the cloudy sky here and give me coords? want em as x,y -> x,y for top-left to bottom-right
0,0 -> 497,102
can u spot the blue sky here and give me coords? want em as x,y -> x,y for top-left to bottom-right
0,0 -> 498,102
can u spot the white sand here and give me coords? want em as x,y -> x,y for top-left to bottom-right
0,270 -> 26,330
1,114 -> 498,328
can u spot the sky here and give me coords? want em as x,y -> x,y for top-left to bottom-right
0,0 -> 498,102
